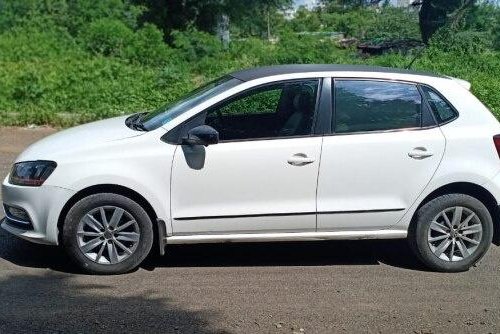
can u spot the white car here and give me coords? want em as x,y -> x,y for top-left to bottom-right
2,64 -> 500,274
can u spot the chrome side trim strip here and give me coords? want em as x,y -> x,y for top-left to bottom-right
166,230 -> 407,244
174,208 -> 405,221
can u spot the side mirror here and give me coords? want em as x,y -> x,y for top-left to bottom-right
182,125 -> 219,146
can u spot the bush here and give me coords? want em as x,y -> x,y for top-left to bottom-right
319,7 -> 420,41
0,0 -> 143,35
12,71 -> 45,103
364,7 -> 420,40
82,18 -> 134,57
271,31 -> 352,64
430,28 -> 492,55
125,23 -> 171,66
321,11 -> 374,38
228,38 -> 275,68
0,24 -> 82,61
0,2 -> 498,127
172,29 -> 223,61
82,20 -> 171,65
411,47 -> 500,117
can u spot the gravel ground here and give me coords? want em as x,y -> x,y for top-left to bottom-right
0,126 -> 499,334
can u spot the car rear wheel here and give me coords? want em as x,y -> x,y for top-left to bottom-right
62,193 -> 153,274
409,193 -> 493,272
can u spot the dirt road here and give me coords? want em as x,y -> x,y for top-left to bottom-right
0,127 -> 499,333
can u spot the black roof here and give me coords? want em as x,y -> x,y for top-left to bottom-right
229,64 -> 443,82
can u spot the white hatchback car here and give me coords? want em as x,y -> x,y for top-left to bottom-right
2,64 -> 500,274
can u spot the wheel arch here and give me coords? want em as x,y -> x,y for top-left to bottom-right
415,182 -> 500,245
57,184 -> 159,246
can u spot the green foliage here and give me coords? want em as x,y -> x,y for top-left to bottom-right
82,19 -> 134,57
0,55 -> 189,126
228,38 -> 274,65
364,7 -> 420,40
419,0 -> 478,43
429,28 -> 492,54
220,89 -> 282,116
290,7 -> 323,32
172,29 -> 223,61
466,3 -> 500,50
323,10 -> 376,38
0,24 -> 82,61
0,0 -> 498,126
126,23 -> 171,65
271,32 -> 352,63
0,0 -> 143,34
302,7 -> 419,40
81,18 -> 171,65
12,71 -> 46,103
132,0 -> 292,39
410,46 -> 500,117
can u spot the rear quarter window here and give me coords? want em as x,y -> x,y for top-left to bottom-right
420,86 -> 458,124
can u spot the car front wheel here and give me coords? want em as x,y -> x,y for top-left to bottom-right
62,193 -> 154,274
409,193 -> 493,272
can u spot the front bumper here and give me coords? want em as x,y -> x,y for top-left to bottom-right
1,177 -> 75,245
0,217 -> 54,245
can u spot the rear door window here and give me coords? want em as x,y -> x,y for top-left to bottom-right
334,80 -> 422,133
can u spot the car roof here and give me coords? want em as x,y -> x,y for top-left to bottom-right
229,64 -> 444,82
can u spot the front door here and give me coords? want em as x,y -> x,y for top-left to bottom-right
317,79 -> 446,231
171,78 -> 324,235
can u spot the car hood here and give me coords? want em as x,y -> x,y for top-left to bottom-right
16,115 -> 144,162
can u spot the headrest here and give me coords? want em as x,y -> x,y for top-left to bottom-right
293,89 -> 314,113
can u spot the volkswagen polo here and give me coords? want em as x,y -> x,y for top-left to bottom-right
2,64 -> 500,274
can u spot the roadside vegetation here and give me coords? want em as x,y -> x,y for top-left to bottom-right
0,0 -> 498,126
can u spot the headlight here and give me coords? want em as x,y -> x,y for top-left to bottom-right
9,160 -> 57,187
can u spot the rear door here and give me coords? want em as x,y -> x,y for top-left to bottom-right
317,79 -> 446,231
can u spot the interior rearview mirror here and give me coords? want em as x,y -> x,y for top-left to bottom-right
182,125 -> 219,146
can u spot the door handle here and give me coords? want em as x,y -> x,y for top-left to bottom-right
408,147 -> 434,159
287,153 -> 315,166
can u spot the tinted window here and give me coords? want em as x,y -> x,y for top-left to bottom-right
421,86 -> 457,124
204,80 -> 319,141
142,76 -> 241,131
334,80 -> 422,133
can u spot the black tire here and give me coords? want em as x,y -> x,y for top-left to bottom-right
409,193 -> 493,272
62,193 -> 154,275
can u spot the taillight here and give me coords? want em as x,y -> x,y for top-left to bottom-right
493,135 -> 500,158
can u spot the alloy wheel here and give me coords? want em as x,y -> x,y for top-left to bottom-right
77,206 -> 140,265
427,206 -> 483,262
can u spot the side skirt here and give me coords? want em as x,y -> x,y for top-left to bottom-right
164,229 -> 407,245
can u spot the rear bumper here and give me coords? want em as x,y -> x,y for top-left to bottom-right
483,171 -> 500,206
494,206 -> 500,246
482,173 -> 500,246
1,177 -> 75,245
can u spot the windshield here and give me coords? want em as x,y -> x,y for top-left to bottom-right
141,76 -> 242,131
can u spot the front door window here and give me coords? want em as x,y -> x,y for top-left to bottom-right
204,79 -> 320,141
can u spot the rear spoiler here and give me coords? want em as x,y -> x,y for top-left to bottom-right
446,76 -> 471,91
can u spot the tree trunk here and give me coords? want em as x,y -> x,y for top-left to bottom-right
216,14 -> 231,49
267,7 -> 271,40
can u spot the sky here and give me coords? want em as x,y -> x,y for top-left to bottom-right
293,0 -> 500,9
293,0 -> 406,8
294,0 -> 319,9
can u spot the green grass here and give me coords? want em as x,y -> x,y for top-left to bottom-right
0,28 -> 498,126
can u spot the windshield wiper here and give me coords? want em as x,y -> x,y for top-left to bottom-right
126,112 -> 148,131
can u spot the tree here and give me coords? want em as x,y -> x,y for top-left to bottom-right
132,0 -> 292,40
0,0 -> 143,34
417,0 -> 477,43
